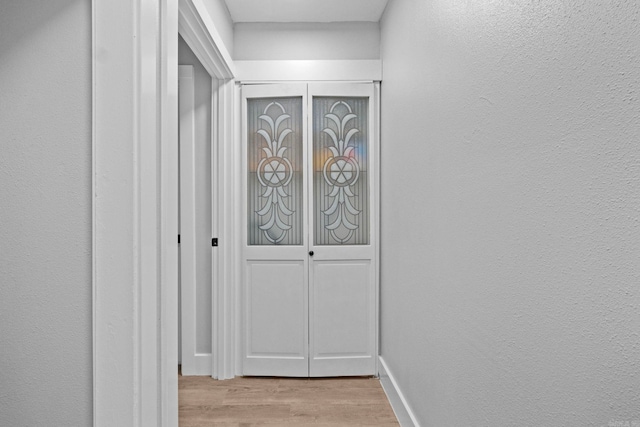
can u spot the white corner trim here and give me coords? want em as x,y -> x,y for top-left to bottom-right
211,78 -> 237,380
235,60 -> 382,82
179,0 -> 235,79
160,1 -> 180,423
233,82 -> 243,377
379,356 -> 421,427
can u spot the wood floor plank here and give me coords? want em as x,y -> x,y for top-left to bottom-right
180,404 -> 292,421
179,373 -> 400,426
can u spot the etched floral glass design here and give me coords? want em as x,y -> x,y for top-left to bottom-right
248,97 -> 303,245
313,97 -> 369,245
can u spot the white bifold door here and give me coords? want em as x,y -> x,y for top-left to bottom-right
242,83 -> 378,377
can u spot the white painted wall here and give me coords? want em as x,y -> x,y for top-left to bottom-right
380,0 -> 640,425
234,22 -> 379,60
179,36 -> 213,356
0,0 -> 92,425
201,0 -> 234,56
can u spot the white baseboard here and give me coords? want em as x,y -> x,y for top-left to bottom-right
378,356 -> 420,427
181,353 -> 212,376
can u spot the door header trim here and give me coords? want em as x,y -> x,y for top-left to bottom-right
235,60 -> 382,83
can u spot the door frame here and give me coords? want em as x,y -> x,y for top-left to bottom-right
176,0 -> 238,382
178,0 -> 236,378
93,0 -> 234,425
93,0 -> 180,424
235,75 -> 381,375
239,82 -> 380,377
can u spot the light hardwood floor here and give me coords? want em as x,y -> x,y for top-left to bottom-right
179,372 -> 400,426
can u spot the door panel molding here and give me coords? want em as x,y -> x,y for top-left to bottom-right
243,260 -> 309,377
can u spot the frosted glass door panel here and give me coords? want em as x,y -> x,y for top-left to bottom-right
313,97 -> 369,245
248,97 -> 303,245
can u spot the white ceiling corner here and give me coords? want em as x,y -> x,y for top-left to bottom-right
223,0 -> 389,23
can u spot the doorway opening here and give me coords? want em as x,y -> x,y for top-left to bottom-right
178,37 -> 213,376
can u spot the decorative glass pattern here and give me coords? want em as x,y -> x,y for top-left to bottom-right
248,97 -> 303,245
313,97 -> 369,245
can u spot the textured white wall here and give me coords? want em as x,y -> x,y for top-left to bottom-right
380,0 -> 640,425
179,36 -> 213,355
201,0 -> 234,56
234,22 -> 380,60
0,0 -> 92,425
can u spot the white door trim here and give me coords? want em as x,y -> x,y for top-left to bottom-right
93,0 -> 178,424
94,0 -> 233,425
178,0 -> 235,79
211,77 -> 238,380
162,3 -> 180,424
235,60 -> 382,82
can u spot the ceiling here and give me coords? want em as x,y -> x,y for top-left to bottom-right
223,0 -> 389,23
